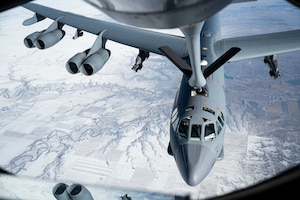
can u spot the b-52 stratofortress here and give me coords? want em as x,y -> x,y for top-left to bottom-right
19,0 -> 300,188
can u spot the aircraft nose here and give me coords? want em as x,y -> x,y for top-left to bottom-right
182,144 -> 216,186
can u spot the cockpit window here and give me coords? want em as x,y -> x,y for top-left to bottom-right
216,121 -> 222,135
218,112 -> 225,126
171,108 -> 179,132
203,107 -> 215,115
217,112 -> 224,135
185,106 -> 194,112
204,123 -> 216,140
178,119 -> 189,138
191,124 -> 201,140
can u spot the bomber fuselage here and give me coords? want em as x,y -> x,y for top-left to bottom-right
169,13 -> 226,186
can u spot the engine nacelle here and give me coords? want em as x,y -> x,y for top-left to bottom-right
35,29 -> 65,49
24,31 -> 44,48
66,50 -> 89,74
53,183 -> 94,200
67,184 -> 94,200
79,48 -> 110,76
52,183 -> 70,200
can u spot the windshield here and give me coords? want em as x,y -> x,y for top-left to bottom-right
204,123 -> 216,140
178,119 -> 189,138
191,124 -> 201,140
190,122 -> 216,141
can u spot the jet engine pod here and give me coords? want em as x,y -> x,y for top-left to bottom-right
80,48 -> 110,76
66,50 -> 89,74
24,31 -> 44,48
67,184 -> 94,200
52,183 -> 71,200
35,29 -> 65,49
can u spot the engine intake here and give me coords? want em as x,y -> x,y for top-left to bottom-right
80,48 -> 110,75
35,29 -> 65,49
53,183 -> 94,200
52,183 -> 70,200
66,48 -> 110,75
24,31 -> 44,48
66,50 -> 89,74
24,29 -> 65,49
67,184 -> 94,200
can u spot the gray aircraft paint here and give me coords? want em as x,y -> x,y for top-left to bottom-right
19,1 -> 300,187
169,13 -> 226,186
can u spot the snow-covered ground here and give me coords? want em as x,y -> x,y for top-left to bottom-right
0,0 -> 299,199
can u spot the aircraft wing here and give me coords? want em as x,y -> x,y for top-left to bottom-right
215,30 -> 300,62
22,3 -> 188,57
21,2 -> 300,70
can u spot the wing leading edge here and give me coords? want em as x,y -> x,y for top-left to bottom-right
215,30 -> 300,62
22,3 -> 188,57
22,2 -> 300,69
